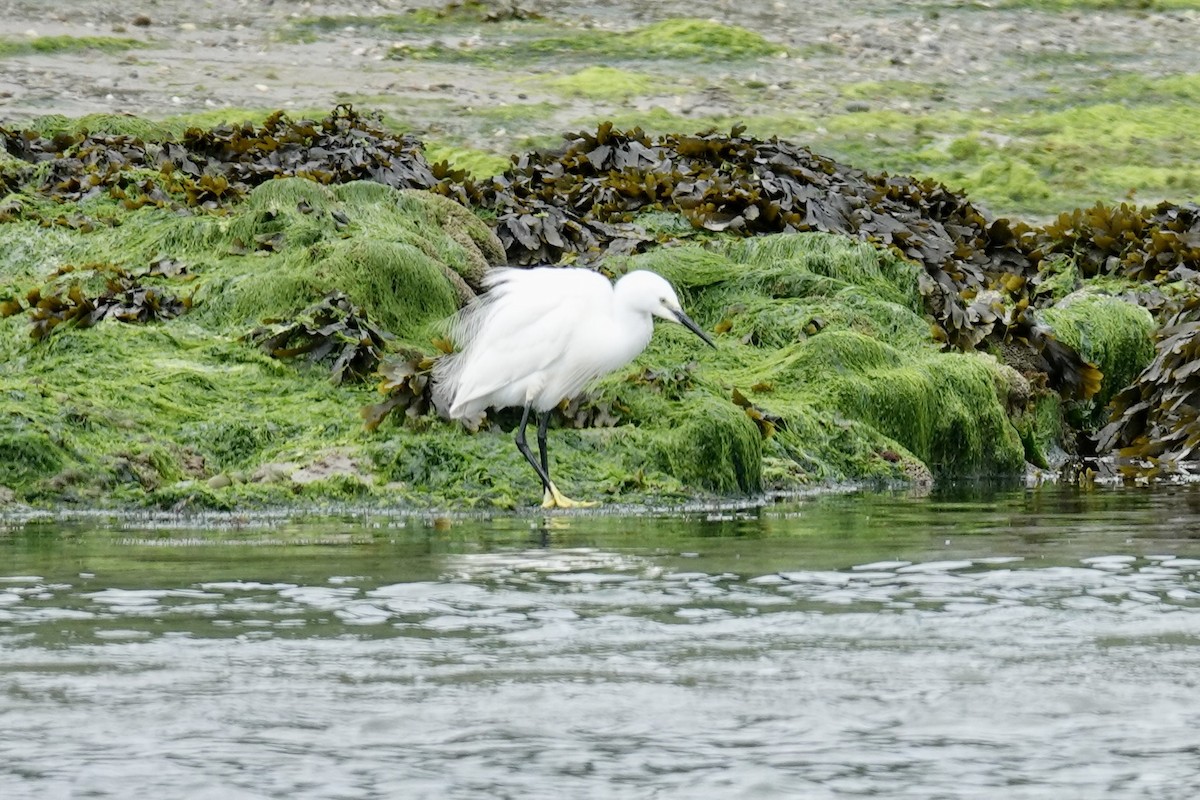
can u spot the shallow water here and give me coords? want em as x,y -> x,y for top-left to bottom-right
4,486 -> 1200,799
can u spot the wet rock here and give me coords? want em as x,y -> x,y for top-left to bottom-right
290,453 -> 366,485
207,473 -> 233,489
251,462 -> 299,484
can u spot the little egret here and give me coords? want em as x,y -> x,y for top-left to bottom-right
433,267 -> 715,508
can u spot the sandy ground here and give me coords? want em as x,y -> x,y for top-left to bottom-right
0,0 -> 1198,146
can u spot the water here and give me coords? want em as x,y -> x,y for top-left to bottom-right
4,485 -> 1200,799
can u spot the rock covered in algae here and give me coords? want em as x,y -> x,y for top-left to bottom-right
1041,292 -> 1156,427
0,179 -> 505,507
619,234 -> 1028,483
0,106 -> 1182,505
658,396 -> 763,494
0,178 -> 1154,509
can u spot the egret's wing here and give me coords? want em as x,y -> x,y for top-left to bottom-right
433,268 -> 612,415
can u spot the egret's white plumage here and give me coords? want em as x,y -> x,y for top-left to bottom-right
432,266 -> 714,508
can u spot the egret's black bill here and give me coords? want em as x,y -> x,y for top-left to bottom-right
675,310 -> 717,348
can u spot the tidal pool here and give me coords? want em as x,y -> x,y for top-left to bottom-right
3,485 -> 1200,799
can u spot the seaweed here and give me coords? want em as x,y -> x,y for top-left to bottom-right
0,35 -> 145,57
388,17 -> 778,64
732,387 -> 782,439
361,352 -> 440,431
5,263 -> 190,340
173,106 -> 439,197
9,107 -> 1200,495
247,292 -> 392,384
628,360 -> 698,400
0,105 -> 445,217
1097,295 -> 1200,475
0,110 -> 1167,418
1026,201 -> 1200,284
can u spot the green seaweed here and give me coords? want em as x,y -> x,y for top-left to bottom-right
391,18 -> 780,64
1042,292 -> 1156,426
811,98 -> 1200,218
657,396 -> 763,493
544,67 -> 661,100
179,180 -> 491,337
0,175 -> 505,506
1013,390 -> 1064,470
422,141 -> 512,178
599,236 -> 1029,484
0,35 -> 146,59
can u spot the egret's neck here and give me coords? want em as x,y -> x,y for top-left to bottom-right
605,277 -> 659,368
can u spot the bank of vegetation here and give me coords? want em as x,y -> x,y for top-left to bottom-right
0,103 -> 1192,509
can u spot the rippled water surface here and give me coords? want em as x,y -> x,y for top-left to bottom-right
5,486 -> 1200,799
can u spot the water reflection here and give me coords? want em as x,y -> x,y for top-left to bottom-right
3,485 -> 1200,798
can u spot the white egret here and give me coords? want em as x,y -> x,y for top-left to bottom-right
432,267 -> 715,508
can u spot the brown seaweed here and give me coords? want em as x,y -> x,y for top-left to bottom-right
732,387 -> 782,439
0,106 -> 440,216
1096,295 -> 1200,474
9,263 -> 190,340
247,291 -> 392,384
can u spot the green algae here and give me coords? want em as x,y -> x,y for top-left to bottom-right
284,13 -> 425,38
422,142 -> 511,178
806,95 -> 1200,217
639,234 -> 927,354
623,19 -> 778,60
1042,291 -> 1156,426
156,180 -> 496,338
0,317 -> 371,503
0,426 -> 63,488
391,18 -> 780,65
0,206 -> 1137,506
658,396 -> 762,493
469,101 -> 561,128
22,113 -> 177,140
970,160 -> 1054,209
0,35 -> 145,59
1097,73 -> 1200,105
373,228 -> 1128,498
0,177 -> 506,507
1013,390 -> 1063,470
600,235 -> 1028,484
544,67 -> 660,100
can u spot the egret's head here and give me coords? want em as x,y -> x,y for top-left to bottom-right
617,270 -> 716,348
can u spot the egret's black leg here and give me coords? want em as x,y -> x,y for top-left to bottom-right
515,404 -> 553,493
537,410 -> 551,483
518,405 -> 598,509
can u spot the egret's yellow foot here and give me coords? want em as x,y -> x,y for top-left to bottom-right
542,484 -> 599,509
